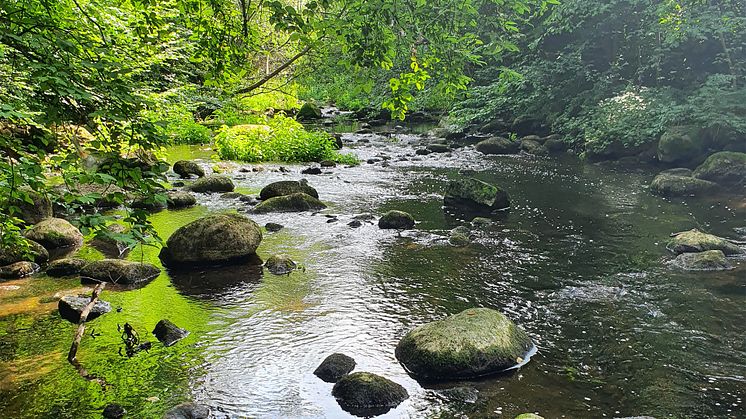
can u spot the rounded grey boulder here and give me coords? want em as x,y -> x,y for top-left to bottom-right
187,175 -> 234,193
378,210 -> 415,230
24,218 -> 83,250
314,353 -> 356,383
173,160 -> 205,178
259,180 -> 319,200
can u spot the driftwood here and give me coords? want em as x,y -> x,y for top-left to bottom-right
669,230 -> 746,245
67,281 -> 108,386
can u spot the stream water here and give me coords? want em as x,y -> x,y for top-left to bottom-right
1,125 -> 745,418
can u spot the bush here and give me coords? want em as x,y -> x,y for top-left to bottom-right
214,115 -> 358,164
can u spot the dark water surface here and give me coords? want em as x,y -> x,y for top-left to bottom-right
1,130 -> 745,418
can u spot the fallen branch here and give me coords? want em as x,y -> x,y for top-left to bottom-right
67,281 -> 108,386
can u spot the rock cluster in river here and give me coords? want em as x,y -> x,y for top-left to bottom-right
665,229 -> 743,272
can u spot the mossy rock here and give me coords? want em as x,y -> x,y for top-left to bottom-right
515,414 -> 545,419
426,143 -> 450,153
0,239 -> 48,266
332,372 -> 408,414
58,295 -> 111,323
444,177 -> 510,210
47,258 -> 88,277
265,222 -> 284,232
521,139 -> 548,155
159,213 -> 262,265
264,254 -> 297,275
130,194 -> 167,211
252,192 -> 326,214
314,353 -> 356,383
378,210 -> 415,230
187,175 -> 235,193
259,180 -> 319,200
13,188 -> 52,224
167,191 -> 197,209
297,102 -> 323,121
0,261 -> 40,280
657,125 -> 705,165
667,229 -> 744,256
395,308 -> 533,380
475,137 -> 520,155
173,160 -> 205,178
667,250 -> 733,271
80,259 -> 161,285
24,217 -> 83,250
693,151 -> 746,187
650,172 -> 719,197
163,403 -> 211,419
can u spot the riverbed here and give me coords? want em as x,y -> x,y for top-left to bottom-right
1,126 -> 744,418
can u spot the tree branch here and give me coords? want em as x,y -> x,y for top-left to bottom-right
234,45 -> 312,95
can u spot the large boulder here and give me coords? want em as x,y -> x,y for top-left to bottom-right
152,319 -> 190,347
297,102 -> 323,121
667,229 -> 744,256
332,372 -> 409,414
24,217 -> 83,250
173,160 -> 205,178
0,261 -> 40,280
14,189 -> 52,224
259,180 -> 318,200
475,137 -> 520,155
395,308 -> 533,380
58,295 -> 111,323
378,210 -> 415,230
657,126 -> 705,165
163,403 -> 211,419
167,191 -> 197,209
0,239 -> 48,266
444,178 -> 510,211
80,259 -> 161,285
159,213 -> 262,265
314,353 -> 357,383
667,250 -> 733,271
46,258 -> 87,277
187,175 -> 235,193
650,171 -> 719,197
252,192 -> 326,214
693,151 -> 746,187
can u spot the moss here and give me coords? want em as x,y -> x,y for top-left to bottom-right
657,125 -> 705,164
378,210 -> 415,230
515,414 -> 544,419
297,102 -> 322,120
259,180 -> 319,200
24,218 -> 83,250
0,240 -> 48,265
693,151 -> 746,186
395,308 -> 533,380
252,192 -> 326,213
46,258 -> 87,277
187,175 -> 235,193
668,250 -> 733,271
444,177 -> 510,210
667,229 -> 744,255
650,173 -> 719,197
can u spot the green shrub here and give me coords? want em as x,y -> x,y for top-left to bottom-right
215,115 -> 358,164
170,120 -> 212,144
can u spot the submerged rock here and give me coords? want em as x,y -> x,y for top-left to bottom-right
173,160 -> 205,178
187,175 -> 235,193
24,217 -> 83,250
46,258 -> 87,277
437,386 -> 479,404
395,308 -> 533,380
0,261 -> 40,280
314,353 -> 357,383
259,180 -> 319,200
0,239 -> 48,266
167,191 -> 197,209
693,151 -> 746,187
379,210 -> 415,230
252,192 -> 326,213
667,229 -> 744,256
163,402 -> 211,419
160,213 -> 262,265
58,295 -> 111,323
265,222 -> 284,232
264,254 -> 297,275
152,319 -> 190,347
332,372 -> 409,414
650,171 -> 719,197
80,259 -> 161,285
668,250 -> 733,271
449,226 -> 472,247
475,137 -> 520,155
444,177 -> 510,211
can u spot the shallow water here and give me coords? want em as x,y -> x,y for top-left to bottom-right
1,129 -> 745,418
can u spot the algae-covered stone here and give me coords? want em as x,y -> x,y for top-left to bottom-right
693,151 -> 746,187
444,177 -> 510,210
314,353 -> 357,383
80,259 -> 161,285
187,175 -> 235,193
47,258 -> 87,277
259,180 -> 319,200
252,192 -> 326,213
378,210 -> 415,230
395,308 -> 533,380
152,319 -> 190,347
264,254 -> 297,275
167,191 -> 197,209
667,229 -> 744,256
0,239 -> 48,266
332,372 -> 408,413
58,295 -> 111,323
173,160 -> 205,178
0,261 -> 40,280
160,213 -> 262,265
515,414 -> 544,419
657,126 -> 705,165
475,137 -> 520,155
650,172 -> 719,197
24,217 -> 83,250
297,102 -> 322,120
668,250 -> 733,271
265,222 -> 284,232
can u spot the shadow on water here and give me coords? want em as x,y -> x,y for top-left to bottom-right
166,256 -> 264,298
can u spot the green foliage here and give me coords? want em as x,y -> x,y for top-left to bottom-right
215,115 -> 357,163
